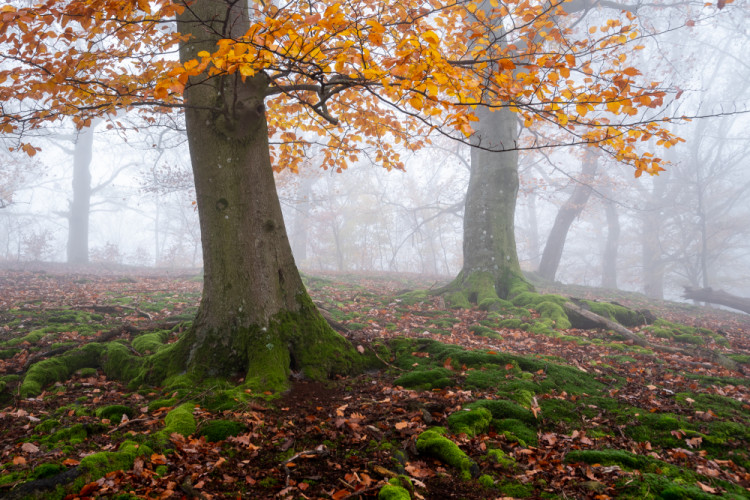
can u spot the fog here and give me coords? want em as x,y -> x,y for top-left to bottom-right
1,2 -> 749,304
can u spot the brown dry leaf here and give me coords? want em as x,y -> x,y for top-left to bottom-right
12,455 -> 26,465
332,488 -> 350,500
395,421 -> 409,430
696,481 -> 717,493
21,442 -> 39,453
150,453 -> 167,465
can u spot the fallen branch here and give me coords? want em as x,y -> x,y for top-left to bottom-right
281,445 -> 329,487
683,286 -> 750,315
563,301 -> 743,374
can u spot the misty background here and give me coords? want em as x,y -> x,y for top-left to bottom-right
1,3 -> 749,303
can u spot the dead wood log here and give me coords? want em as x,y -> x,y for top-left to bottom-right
563,301 -> 743,374
564,301 -> 648,347
683,286 -> 750,315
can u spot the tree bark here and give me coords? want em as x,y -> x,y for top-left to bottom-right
67,124 -> 96,264
537,152 -> 597,281
683,287 -> 750,315
438,104 -> 531,306
173,0 -> 357,390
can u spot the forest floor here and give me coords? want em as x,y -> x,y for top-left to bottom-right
0,266 -> 749,499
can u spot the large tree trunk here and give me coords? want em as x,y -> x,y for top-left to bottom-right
67,124 -> 95,264
537,152 -> 597,281
440,106 -> 531,307
173,0 -> 356,390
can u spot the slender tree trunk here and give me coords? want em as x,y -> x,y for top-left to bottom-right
290,173 -> 315,264
537,153 -> 597,281
172,0 -> 356,390
67,124 -> 96,264
601,198 -> 619,289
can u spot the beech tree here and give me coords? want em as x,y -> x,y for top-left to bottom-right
0,0 -> 683,389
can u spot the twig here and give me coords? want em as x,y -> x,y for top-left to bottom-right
281,445 -> 329,487
107,417 -> 149,434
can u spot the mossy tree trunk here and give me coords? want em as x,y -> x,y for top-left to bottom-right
172,0 -> 357,390
441,106 -> 531,306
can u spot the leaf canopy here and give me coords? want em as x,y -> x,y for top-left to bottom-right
0,0 -> 693,174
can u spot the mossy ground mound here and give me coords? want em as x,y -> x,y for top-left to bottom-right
1,271 -> 748,500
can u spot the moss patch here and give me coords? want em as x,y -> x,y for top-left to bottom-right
447,407 -> 493,437
198,420 -> 245,442
416,427 -> 477,480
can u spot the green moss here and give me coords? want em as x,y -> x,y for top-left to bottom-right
396,289 -> 429,305
80,441 -> 153,476
164,403 -> 196,436
509,389 -> 534,408
478,474 -> 495,488
96,405 -> 135,422
0,348 -> 20,359
132,330 -> 169,355
467,399 -> 535,424
565,449 -> 651,469
198,420 -> 245,442
395,368 -> 454,390
498,318 -> 523,329
378,483 -> 411,500
76,367 -> 98,377
20,343 -> 105,397
673,334 -> 704,345
416,427 -> 477,480
34,418 -> 61,434
30,463 -> 65,480
148,397 -> 178,413
536,301 -> 572,329
446,291 -> 471,309
47,423 -> 92,445
479,297 -> 509,312
486,449 -> 516,468
583,301 -> 645,327
496,480 -> 534,497
469,324 -> 501,338
170,292 -> 362,393
447,407 -> 493,437
1,329 -> 49,347
495,418 -> 538,446
347,322 -> 368,330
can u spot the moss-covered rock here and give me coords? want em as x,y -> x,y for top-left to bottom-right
96,405 -> 135,422
198,420 -> 245,442
416,427 -> 478,480
467,399 -> 535,424
447,407 -> 493,437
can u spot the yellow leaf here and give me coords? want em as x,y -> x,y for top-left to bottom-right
422,30 -> 440,47
576,104 -> 588,116
239,64 -> 255,77
606,101 -> 621,114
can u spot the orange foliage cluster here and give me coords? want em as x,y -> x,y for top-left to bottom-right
0,0 -> 720,175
